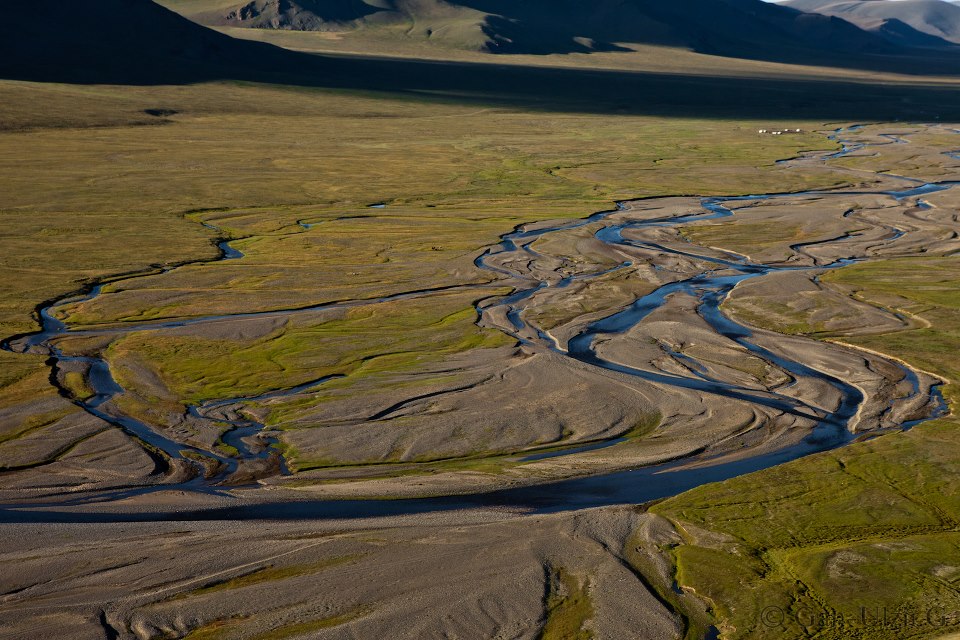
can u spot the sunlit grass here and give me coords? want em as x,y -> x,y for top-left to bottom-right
652,253 -> 960,639
539,567 -> 594,640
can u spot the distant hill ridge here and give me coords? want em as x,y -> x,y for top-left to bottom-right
189,0 -> 906,57
782,0 -> 960,46
7,0 -> 960,87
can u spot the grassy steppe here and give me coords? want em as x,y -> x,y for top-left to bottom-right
108,289 -> 512,405
0,78 -> 840,468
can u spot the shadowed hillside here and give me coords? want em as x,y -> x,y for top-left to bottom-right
784,0 -> 960,45
186,0 -> 904,58
6,0 -> 960,123
869,17 -> 957,49
0,0 -> 298,84
464,0 -> 899,57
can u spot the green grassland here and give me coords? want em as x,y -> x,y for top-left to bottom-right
108,290 -> 511,406
539,567 -> 595,640
653,418 -> 960,639
825,257 -> 960,402
183,608 -> 367,640
178,555 -> 360,599
652,253 -> 960,639
0,76 -> 843,471
2,81 -> 842,334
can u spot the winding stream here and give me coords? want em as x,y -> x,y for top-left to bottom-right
0,124 -> 953,518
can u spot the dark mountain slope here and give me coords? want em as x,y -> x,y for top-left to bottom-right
6,0 -> 960,125
199,0 -> 902,58
0,0 -> 310,84
870,17 -> 957,48
784,0 -> 960,45
606,0 -> 896,59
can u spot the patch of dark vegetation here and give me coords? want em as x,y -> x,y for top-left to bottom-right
144,108 -> 178,117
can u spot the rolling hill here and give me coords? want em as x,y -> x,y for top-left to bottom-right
783,0 -> 960,46
7,0 -> 960,122
175,0 -> 904,58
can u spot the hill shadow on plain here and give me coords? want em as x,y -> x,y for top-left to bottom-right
287,53 -> 960,121
5,0 -> 960,121
6,44 -> 960,123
